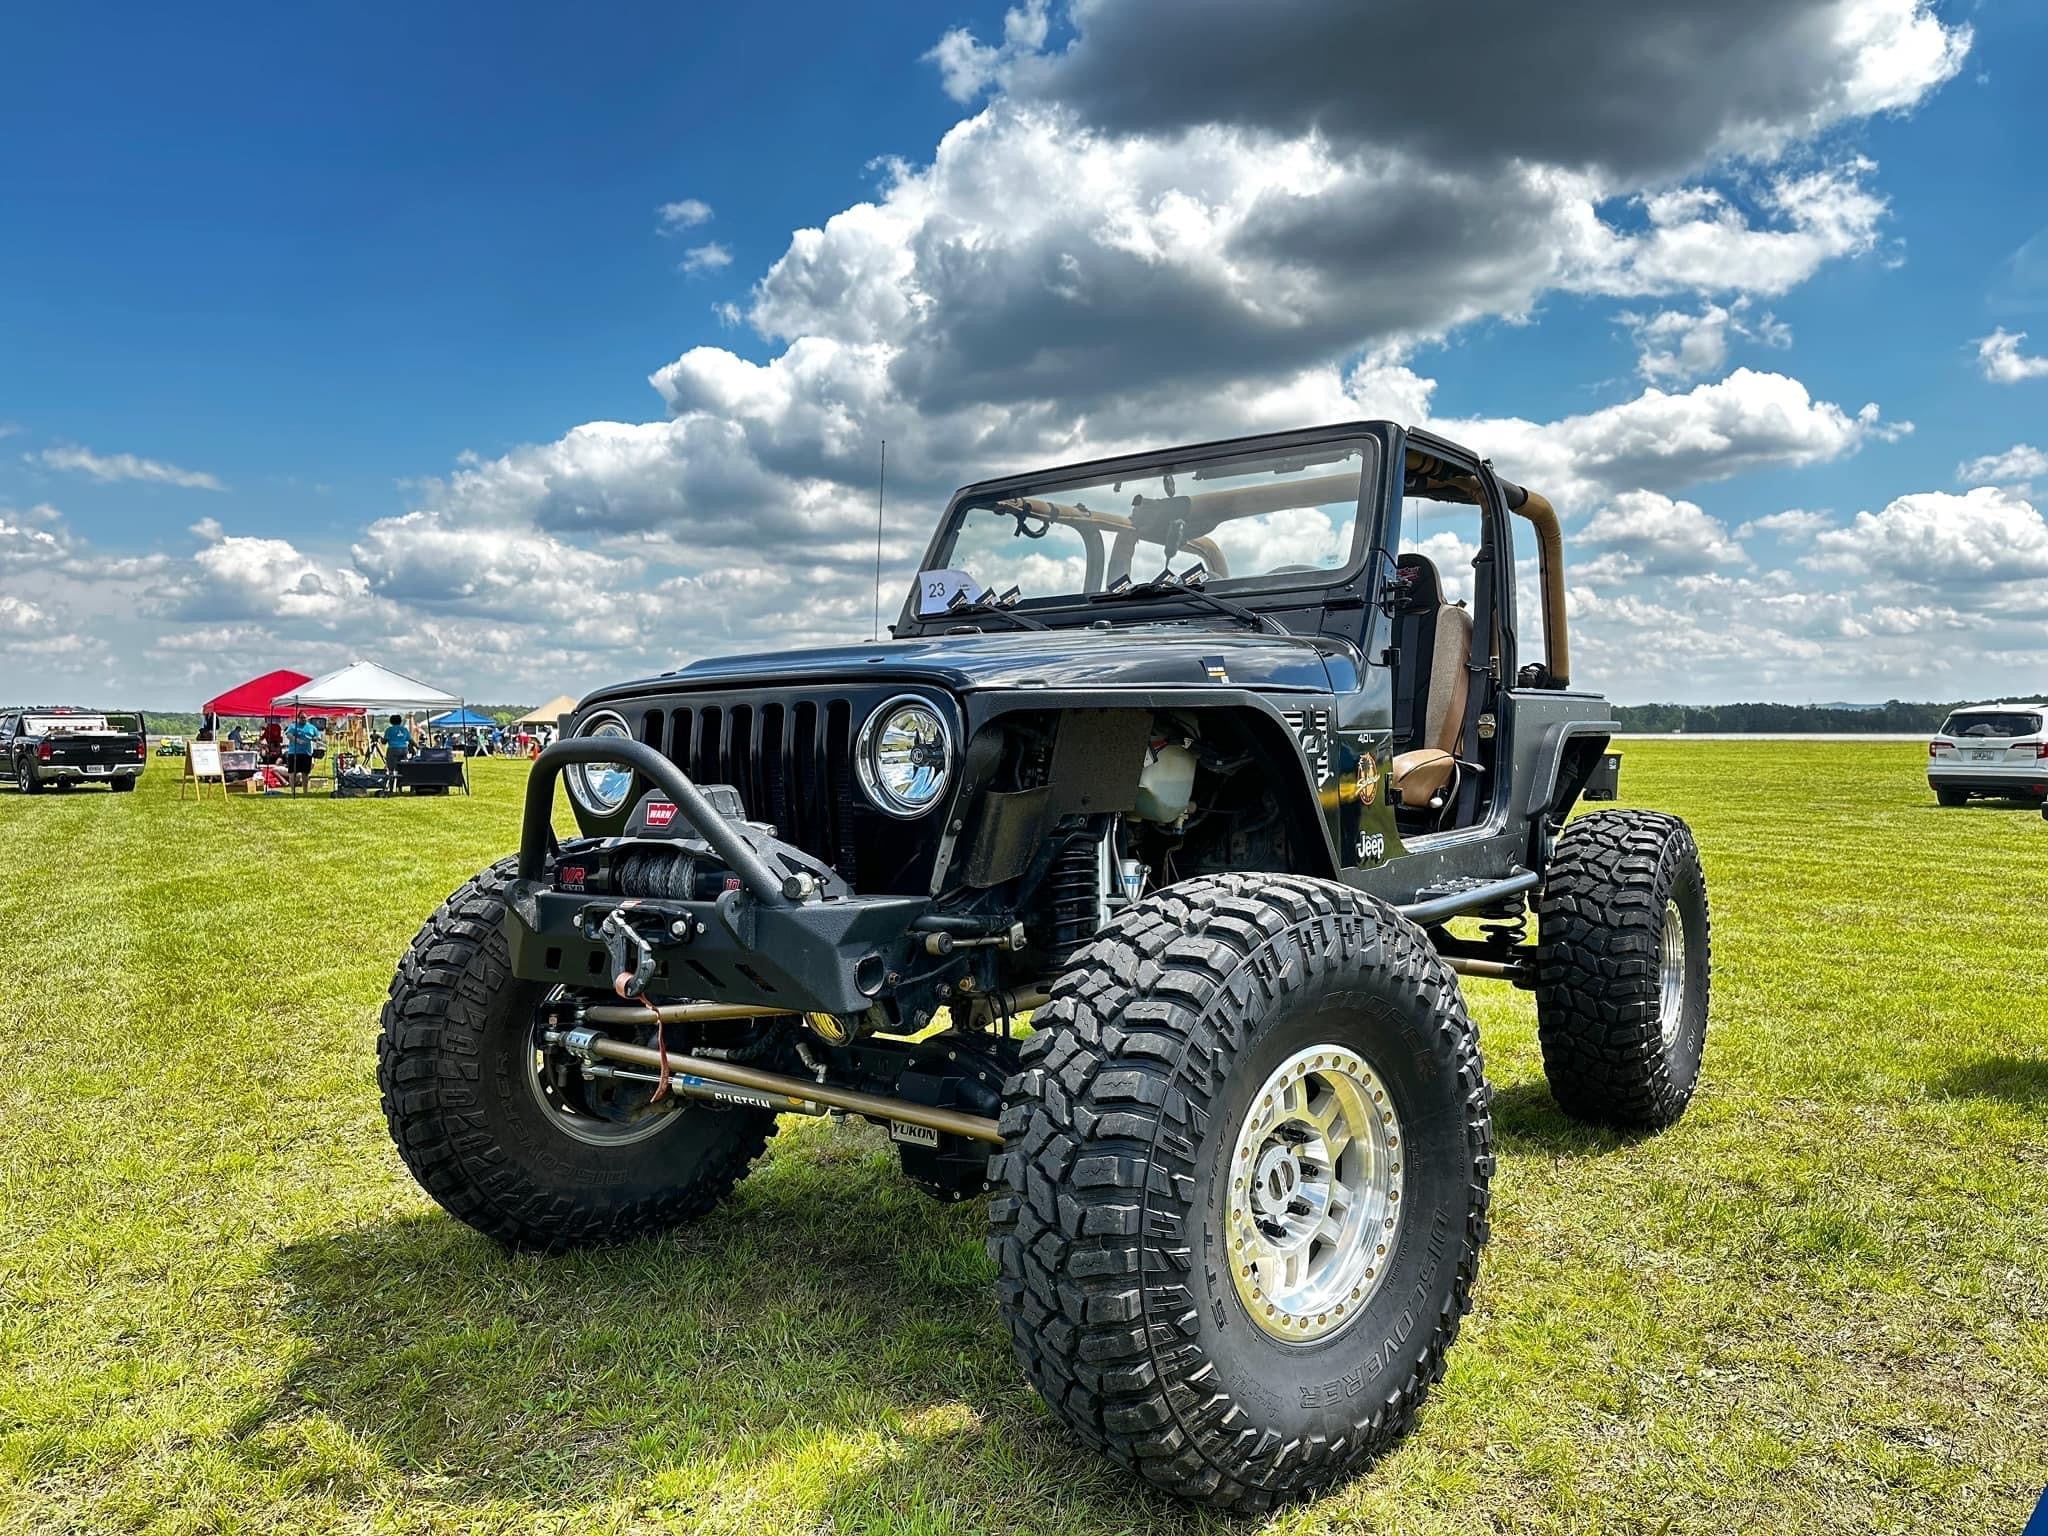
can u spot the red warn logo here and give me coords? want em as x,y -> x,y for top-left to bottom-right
558,865 -> 587,890
645,800 -> 678,829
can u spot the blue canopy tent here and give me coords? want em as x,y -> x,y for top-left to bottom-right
427,707 -> 495,728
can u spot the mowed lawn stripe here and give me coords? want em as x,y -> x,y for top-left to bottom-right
0,743 -> 2042,1534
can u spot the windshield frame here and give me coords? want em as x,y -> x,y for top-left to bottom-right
901,422 -> 1394,634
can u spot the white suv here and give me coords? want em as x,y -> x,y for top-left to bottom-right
1927,703 -> 2048,806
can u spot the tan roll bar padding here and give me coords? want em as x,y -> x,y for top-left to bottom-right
1494,482 -> 1569,688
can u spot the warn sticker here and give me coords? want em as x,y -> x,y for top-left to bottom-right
645,800 -> 678,829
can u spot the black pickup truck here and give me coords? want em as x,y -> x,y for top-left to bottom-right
2,707 -> 149,793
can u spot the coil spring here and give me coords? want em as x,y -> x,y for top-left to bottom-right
1479,901 -> 1529,950
1043,834 -> 1103,968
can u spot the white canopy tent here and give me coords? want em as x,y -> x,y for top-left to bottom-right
274,661 -> 469,794
275,660 -> 460,712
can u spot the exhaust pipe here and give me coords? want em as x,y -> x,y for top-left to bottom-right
559,1029 -> 1005,1145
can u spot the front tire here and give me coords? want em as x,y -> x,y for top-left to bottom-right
990,874 -> 1491,1512
1534,810 -> 1710,1129
377,856 -> 775,1249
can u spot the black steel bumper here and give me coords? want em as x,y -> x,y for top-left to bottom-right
506,738 -> 925,1015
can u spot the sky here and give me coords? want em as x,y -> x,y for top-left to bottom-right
2,0 -> 2045,708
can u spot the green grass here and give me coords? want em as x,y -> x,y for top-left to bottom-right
2,745 -> 2044,1534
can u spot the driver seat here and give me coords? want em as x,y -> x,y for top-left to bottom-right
1391,559 -> 1472,810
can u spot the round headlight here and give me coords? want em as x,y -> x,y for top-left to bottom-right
565,710 -> 636,817
856,696 -> 952,818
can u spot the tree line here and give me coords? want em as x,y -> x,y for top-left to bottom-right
1612,699 -> 2032,733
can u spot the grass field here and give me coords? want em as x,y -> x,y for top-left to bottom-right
2,744 -> 2044,1535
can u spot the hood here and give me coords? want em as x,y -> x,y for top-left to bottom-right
596,625 -> 1344,700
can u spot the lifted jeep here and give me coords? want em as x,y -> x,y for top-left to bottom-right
379,421 -> 1710,1511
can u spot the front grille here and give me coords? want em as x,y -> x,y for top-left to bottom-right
640,696 -> 860,875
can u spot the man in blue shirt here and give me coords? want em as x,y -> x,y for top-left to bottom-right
382,714 -> 413,769
284,711 -> 321,794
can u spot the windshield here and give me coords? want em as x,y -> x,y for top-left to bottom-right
918,437 -> 1377,617
1939,711 -> 2041,738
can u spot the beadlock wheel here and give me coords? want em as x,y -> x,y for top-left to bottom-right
1227,1043 -> 1403,1343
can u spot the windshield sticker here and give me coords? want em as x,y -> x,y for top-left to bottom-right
917,568 -> 979,616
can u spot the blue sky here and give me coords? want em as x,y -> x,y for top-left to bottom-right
3,0 -> 2045,706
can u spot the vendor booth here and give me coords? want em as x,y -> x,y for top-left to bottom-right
275,661 -> 470,796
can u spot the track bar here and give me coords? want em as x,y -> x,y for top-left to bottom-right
572,1034 -> 1005,1145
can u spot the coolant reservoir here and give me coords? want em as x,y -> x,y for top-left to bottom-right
1132,742 -> 1197,823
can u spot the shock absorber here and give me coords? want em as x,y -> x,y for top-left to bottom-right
1043,832 -> 1104,969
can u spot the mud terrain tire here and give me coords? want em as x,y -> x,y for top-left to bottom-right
989,873 -> 1492,1512
377,856 -> 773,1248
1534,810 -> 1710,1129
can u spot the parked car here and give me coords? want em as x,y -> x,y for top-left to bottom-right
1926,702 -> 2048,805
2,707 -> 148,793
375,419 -> 1712,1511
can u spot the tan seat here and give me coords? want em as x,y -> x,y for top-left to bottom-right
1391,601 -> 1472,809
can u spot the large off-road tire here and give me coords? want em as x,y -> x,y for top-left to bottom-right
989,873 -> 1492,1512
1534,810 -> 1710,1129
377,856 -> 775,1249
1934,786 -> 1968,807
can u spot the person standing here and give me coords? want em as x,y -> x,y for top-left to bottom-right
284,711 -> 320,794
382,713 -> 413,770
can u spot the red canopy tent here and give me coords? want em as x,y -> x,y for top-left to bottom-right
202,669 -> 363,718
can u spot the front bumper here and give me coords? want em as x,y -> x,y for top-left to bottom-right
505,736 -> 927,1016
506,882 -> 926,1014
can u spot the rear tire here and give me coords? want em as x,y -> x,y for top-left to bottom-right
1534,810 -> 1710,1129
1934,786 -> 1968,807
990,874 -> 1491,1512
377,856 -> 774,1249
16,759 -> 40,794
111,778 -> 136,793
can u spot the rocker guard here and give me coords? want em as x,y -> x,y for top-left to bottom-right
507,737 -> 928,1015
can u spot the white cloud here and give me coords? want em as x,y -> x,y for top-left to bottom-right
1440,368 -> 1903,513
1810,486 -> 2048,584
0,593 -> 49,633
1623,299 -> 1793,384
679,242 -> 732,274
1975,329 -> 2048,384
1957,443 -> 2048,489
1582,490 -> 1748,574
657,198 -> 713,231
1737,508 -> 1832,540
925,1 -> 1049,103
35,444 -> 225,492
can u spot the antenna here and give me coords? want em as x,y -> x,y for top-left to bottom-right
872,438 -> 887,641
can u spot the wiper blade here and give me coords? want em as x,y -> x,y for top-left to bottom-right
942,586 -> 1046,631
1089,564 -> 1285,635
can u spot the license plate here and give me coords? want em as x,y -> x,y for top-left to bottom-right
1968,749 -> 1997,761
84,764 -> 109,774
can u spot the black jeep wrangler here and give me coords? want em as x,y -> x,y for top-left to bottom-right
380,420 -> 1710,1511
